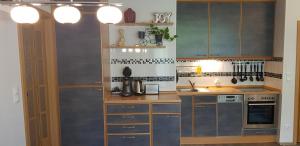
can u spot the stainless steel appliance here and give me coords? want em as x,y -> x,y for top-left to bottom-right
244,94 -> 278,129
218,95 -> 243,136
132,80 -> 144,95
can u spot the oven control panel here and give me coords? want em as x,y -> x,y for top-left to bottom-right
246,94 -> 278,101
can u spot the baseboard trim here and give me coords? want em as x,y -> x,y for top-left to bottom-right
181,135 -> 277,144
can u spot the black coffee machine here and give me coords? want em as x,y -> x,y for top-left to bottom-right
120,67 -> 133,97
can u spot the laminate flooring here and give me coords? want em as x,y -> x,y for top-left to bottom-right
181,143 -> 287,146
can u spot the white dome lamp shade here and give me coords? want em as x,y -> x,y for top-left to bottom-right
10,5 -> 40,24
54,5 -> 81,24
97,6 -> 122,24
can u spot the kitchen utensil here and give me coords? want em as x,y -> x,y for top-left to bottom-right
243,63 -> 248,81
256,63 -> 260,81
249,63 -> 254,82
132,80 -> 144,95
231,63 -> 237,84
239,63 -> 244,82
260,62 -> 265,81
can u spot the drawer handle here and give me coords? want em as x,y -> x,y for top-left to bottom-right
167,115 -> 180,118
122,126 -> 136,129
122,136 -> 136,139
122,115 -> 136,119
121,105 -> 136,109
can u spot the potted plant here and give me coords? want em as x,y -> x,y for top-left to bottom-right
149,24 -> 178,46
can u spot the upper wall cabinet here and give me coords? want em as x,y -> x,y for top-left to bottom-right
242,2 -> 275,56
177,2 -> 209,58
56,13 -> 102,85
210,3 -> 241,57
176,1 -> 275,59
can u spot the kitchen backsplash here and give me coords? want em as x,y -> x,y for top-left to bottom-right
177,58 -> 283,89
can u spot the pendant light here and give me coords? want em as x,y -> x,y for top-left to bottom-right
53,5 -> 81,24
10,5 -> 39,24
97,5 -> 122,24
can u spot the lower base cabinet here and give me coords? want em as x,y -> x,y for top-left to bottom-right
153,114 -> 180,146
108,135 -> 150,146
195,104 -> 217,136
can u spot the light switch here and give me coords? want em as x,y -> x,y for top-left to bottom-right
12,87 -> 20,104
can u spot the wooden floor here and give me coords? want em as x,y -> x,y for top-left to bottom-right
181,143 -> 281,146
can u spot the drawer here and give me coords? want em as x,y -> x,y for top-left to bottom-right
107,104 -> 149,113
108,135 -> 150,146
108,125 -> 149,133
107,115 -> 149,124
194,96 -> 217,103
152,104 -> 181,113
243,129 -> 277,136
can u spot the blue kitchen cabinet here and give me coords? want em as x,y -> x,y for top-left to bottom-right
153,114 -> 181,146
242,2 -> 275,56
108,135 -> 150,146
177,2 -> 209,58
180,96 -> 193,137
195,104 -> 217,136
210,3 -> 241,57
56,12 -> 102,85
60,88 -> 104,146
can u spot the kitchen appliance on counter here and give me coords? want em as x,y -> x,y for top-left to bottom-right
218,95 -> 243,136
132,79 -> 145,95
244,94 -> 279,129
145,84 -> 159,95
121,67 -> 133,97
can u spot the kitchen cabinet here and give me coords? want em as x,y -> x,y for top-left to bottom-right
195,104 -> 217,136
56,13 -> 102,85
56,11 -> 104,146
210,3 -> 241,57
152,103 -> 181,146
177,2 -> 209,58
242,2 -> 275,56
108,135 -> 150,146
176,2 -> 275,59
180,96 -> 193,137
60,88 -> 104,146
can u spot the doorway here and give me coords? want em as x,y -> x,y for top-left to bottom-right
18,10 -> 60,146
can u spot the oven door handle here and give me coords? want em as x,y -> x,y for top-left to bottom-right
248,103 -> 276,106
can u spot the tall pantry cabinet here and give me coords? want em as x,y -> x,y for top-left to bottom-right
55,11 -> 104,146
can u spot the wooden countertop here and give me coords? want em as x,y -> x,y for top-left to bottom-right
104,92 -> 181,104
177,86 -> 281,96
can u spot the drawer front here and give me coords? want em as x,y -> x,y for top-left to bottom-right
152,104 -> 181,113
108,125 -> 149,133
243,129 -> 277,136
107,104 -> 149,113
195,96 -> 217,103
107,115 -> 149,124
108,135 -> 150,146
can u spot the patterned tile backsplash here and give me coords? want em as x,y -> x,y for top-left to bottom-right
111,58 -> 175,65
112,76 -> 175,82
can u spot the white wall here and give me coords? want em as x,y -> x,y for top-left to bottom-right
0,11 -> 26,146
109,0 -> 177,91
279,0 -> 300,143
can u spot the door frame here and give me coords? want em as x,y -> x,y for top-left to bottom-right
294,21 -> 300,144
17,8 -> 61,146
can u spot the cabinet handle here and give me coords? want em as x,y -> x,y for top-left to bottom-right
167,115 -> 180,118
122,126 -> 136,129
122,115 -> 135,119
195,105 -> 209,108
122,136 -> 136,139
122,105 -> 136,109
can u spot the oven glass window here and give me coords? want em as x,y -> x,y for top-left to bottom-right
247,103 -> 275,124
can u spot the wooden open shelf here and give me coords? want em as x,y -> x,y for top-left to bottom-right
117,22 -> 174,26
110,45 -> 166,49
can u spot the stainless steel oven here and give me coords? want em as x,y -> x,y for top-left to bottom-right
244,94 -> 278,129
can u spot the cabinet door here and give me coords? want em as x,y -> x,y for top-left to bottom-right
60,88 -> 104,146
56,13 -> 102,85
210,3 -> 241,57
180,96 -> 193,137
218,103 -> 243,136
177,2 -> 209,58
153,114 -> 180,146
195,104 -> 217,136
242,2 -> 275,56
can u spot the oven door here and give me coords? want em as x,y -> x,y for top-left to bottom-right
244,102 -> 277,129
